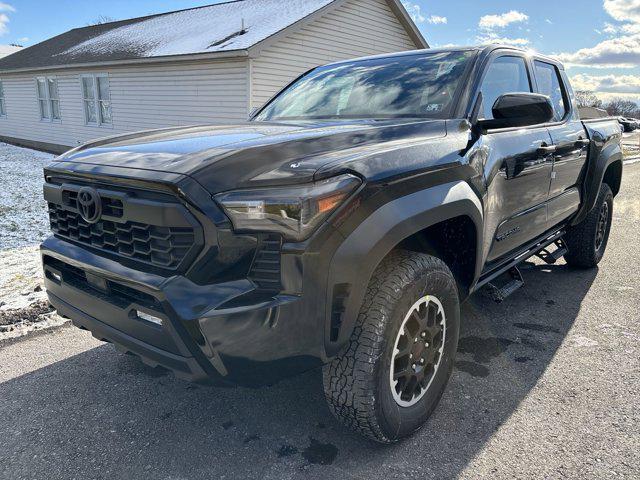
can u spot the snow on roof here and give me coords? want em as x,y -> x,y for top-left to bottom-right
63,0 -> 335,59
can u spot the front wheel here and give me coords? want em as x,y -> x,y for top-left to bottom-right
322,250 -> 460,443
564,183 -> 613,268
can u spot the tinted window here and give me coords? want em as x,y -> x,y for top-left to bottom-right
479,56 -> 531,120
534,60 -> 567,121
255,51 -> 476,121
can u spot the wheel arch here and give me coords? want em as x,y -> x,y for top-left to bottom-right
602,159 -> 623,197
573,127 -> 623,226
324,181 -> 483,357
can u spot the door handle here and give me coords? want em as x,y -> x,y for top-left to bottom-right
575,138 -> 590,148
537,145 -> 557,155
523,158 -> 546,167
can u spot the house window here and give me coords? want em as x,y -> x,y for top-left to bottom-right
0,80 -> 5,116
81,74 -> 112,125
36,77 -> 60,121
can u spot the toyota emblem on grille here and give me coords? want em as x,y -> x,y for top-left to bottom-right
77,187 -> 102,224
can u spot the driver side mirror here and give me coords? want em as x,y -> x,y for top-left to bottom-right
478,93 -> 554,130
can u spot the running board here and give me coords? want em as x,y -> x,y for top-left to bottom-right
534,238 -> 568,265
485,266 -> 524,303
476,228 -> 565,291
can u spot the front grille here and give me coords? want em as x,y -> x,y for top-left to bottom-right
48,201 -> 197,271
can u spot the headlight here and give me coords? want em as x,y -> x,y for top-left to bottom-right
214,174 -> 361,241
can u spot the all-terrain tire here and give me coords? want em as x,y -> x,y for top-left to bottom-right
322,250 -> 460,443
564,183 -> 614,268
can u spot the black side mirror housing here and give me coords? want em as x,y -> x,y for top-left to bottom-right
478,93 -> 554,130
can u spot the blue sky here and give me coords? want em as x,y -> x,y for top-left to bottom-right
1,0 -> 639,104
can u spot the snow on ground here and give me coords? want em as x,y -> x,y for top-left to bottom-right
0,142 -> 64,339
623,132 -> 639,160
0,142 -> 55,250
62,0 -> 334,58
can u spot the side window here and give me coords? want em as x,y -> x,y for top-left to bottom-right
81,74 -> 112,126
36,77 -> 60,121
534,61 -> 567,122
479,56 -> 532,120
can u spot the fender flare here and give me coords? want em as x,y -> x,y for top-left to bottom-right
573,130 -> 623,226
324,181 -> 483,357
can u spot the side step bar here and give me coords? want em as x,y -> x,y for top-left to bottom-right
485,266 -> 524,303
476,229 -> 569,302
534,238 -> 568,265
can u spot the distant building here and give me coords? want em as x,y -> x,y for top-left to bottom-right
0,0 -> 427,153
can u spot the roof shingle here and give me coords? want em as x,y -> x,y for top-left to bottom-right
0,0 -> 336,71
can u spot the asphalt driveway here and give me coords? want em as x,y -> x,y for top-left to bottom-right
0,163 -> 638,480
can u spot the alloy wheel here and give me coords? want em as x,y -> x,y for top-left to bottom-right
389,295 -> 446,407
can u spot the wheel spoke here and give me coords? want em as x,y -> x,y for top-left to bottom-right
389,295 -> 447,407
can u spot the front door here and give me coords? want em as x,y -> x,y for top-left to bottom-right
476,54 -> 554,263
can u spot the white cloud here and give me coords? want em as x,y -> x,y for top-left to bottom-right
17,36 -> 27,43
479,10 -> 529,30
0,13 -> 9,36
427,15 -> 447,25
571,72 -> 640,103
476,31 -> 530,47
622,22 -> 640,33
545,19 -> 553,24
603,0 -> 640,23
401,1 -> 425,23
0,3 -> 13,36
556,0 -> 640,69
0,43 -> 21,58
571,73 -> 640,94
557,34 -> 640,68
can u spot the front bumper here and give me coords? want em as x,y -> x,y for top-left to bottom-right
42,236 -> 327,386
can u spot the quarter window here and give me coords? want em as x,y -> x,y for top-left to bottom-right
36,77 -> 60,121
479,56 -> 532,120
81,74 -> 112,125
534,61 -> 567,121
0,80 -> 5,116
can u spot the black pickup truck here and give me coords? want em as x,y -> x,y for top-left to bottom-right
41,45 -> 623,442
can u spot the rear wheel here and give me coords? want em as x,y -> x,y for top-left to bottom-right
564,183 -> 613,268
322,250 -> 460,443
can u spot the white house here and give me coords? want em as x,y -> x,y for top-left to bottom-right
0,0 -> 427,153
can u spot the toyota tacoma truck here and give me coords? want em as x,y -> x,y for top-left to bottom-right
41,45 -> 623,443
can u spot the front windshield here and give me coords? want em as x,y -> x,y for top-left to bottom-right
254,50 -> 476,122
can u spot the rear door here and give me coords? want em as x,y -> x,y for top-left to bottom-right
533,60 -> 588,228
477,54 -> 555,263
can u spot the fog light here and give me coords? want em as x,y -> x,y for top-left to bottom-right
131,309 -> 163,326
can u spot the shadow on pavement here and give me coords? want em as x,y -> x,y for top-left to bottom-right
0,262 -> 597,479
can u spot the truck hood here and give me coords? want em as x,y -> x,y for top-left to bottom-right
52,119 -> 447,193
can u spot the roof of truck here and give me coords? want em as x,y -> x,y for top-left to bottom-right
322,44 -> 564,69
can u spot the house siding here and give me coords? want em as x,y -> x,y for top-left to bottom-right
0,59 -> 248,150
250,0 -> 420,109
0,0 -> 423,151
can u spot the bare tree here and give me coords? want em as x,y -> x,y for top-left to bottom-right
605,98 -> 640,118
87,15 -> 115,26
575,91 -> 603,109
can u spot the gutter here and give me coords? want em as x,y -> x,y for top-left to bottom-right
0,49 -> 249,75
